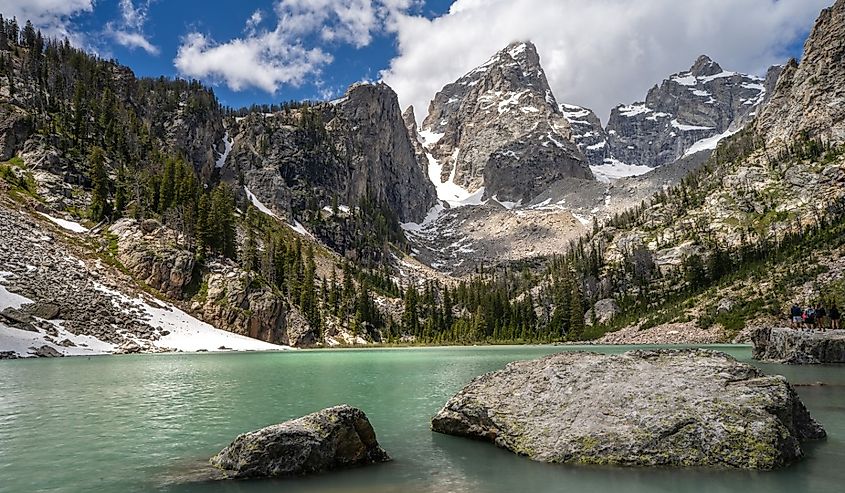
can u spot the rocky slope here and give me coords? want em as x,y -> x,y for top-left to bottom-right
755,0 -> 845,146
559,103 -> 609,168
0,193 -> 288,357
605,56 -> 781,168
433,349 -> 825,469
108,218 -> 318,347
420,41 -> 592,204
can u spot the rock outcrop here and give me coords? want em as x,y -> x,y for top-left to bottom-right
606,55 -> 779,168
755,0 -> 845,146
191,260 -> 316,347
211,405 -> 390,478
420,41 -> 592,203
110,219 -> 195,300
559,103 -> 609,167
109,218 -> 314,347
0,104 -> 32,161
432,349 -> 825,469
752,327 -> 845,364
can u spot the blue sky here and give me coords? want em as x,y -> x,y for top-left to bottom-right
71,0 -> 454,108
0,0 -> 830,118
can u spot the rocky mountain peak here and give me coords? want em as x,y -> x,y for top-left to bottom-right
605,56 -> 777,168
419,41 -> 590,204
755,0 -> 845,145
689,55 -> 723,77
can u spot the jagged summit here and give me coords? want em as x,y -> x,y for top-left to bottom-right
605,55 -> 779,168
419,40 -> 590,204
689,55 -> 723,77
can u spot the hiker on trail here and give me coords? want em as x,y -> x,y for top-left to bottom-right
831,304 -> 841,330
790,304 -> 803,329
804,306 -> 817,330
817,304 -> 828,331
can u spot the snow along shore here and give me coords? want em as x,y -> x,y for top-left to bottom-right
0,271 -> 290,358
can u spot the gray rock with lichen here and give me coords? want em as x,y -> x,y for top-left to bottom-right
211,405 -> 390,478
432,349 -> 825,469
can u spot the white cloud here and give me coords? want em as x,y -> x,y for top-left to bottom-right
106,0 -> 159,55
381,0 -> 833,124
0,0 -> 93,43
174,0 -> 421,94
110,30 -> 159,55
175,31 -> 333,92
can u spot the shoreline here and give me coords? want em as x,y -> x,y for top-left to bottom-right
1,341 -> 755,360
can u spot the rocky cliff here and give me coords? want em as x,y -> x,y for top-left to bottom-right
420,41 -> 592,204
559,103 -> 609,167
755,0 -> 845,146
225,82 -> 436,225
606,55 -> 780,168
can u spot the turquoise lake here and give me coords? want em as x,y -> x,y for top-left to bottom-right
1,345 -> 843,493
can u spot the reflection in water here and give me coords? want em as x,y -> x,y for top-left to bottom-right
0,346 -> 843,493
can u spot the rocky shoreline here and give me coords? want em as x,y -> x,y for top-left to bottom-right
752,327 -> 845,364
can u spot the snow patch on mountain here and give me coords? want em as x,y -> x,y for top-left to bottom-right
590,158 -> 654,183
215,131 -> 233,168
684,127 -> 743,157
37,212 -> 88,233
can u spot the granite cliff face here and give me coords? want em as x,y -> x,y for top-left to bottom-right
755,0 -> 845,146
224,82 -> 436,225
420,41 -> 592,204
606,56 -> 780,168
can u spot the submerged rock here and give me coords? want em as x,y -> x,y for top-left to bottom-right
432,349 -> 825,469
211,405 -> 390,479
752,327 -> 845,364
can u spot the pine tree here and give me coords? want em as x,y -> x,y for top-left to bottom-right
568,284 -> 585,340
88,147 -> 110,221
402,284 -> 419,335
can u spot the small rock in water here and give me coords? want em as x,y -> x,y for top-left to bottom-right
432,349 -> 825,469
752,327 -> 845,364
210,405 -> 390,479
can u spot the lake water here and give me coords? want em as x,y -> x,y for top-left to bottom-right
1,345 -> 843,493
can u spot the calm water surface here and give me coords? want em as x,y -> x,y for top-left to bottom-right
1,345 -> 843,493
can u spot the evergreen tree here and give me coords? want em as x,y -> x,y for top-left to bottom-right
88,147 -> 110,221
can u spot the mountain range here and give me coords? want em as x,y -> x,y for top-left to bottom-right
1,0 -> 844,357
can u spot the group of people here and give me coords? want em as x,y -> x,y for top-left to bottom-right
790,302 -> 841,330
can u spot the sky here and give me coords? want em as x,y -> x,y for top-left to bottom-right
0,0 -> 834,123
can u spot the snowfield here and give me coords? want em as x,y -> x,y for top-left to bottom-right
37,212 -> 88,233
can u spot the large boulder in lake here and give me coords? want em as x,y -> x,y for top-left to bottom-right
432,349 -> 825,469
210,405 -> 390,478
752,327 -> 845,364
